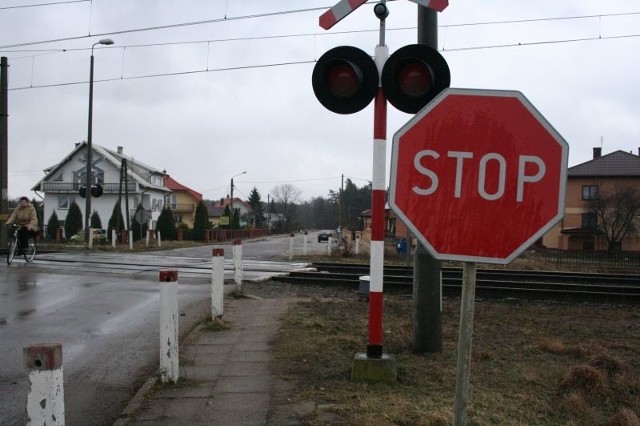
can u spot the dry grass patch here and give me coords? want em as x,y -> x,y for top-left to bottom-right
265,287 -> 640,425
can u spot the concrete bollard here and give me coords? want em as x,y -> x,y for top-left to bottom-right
157,230 -> 162,248
24,343 -> 65,425
211,249 -> 224,319
327,236 -> 333,255
159,270 -> 179,383
88,226 -> 93,250
232,239 -> 243,294
145,229 -> 150,249
128,230 -> 133,250
303,230 -> 308,255
289,233 -> 294,261
112,229 -> 117,248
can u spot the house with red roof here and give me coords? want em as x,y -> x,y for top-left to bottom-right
163,176 -> 202,229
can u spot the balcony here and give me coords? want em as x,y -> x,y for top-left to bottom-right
41,182 -> 138,193
167,203 -> 195,213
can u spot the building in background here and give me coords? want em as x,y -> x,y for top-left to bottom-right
32,143 -> 170,234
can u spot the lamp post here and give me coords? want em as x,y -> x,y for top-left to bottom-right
229,171 -> 246,229
85,38 -> 114,244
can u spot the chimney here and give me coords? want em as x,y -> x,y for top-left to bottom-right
117,146 -> 123,154
593,147 -> 602,159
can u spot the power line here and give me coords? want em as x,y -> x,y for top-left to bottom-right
7,60 -> 315,91
6,30 -> 639,92
0,0 -> 89,10
0,5 -> 329,50
1,6 -> 638,51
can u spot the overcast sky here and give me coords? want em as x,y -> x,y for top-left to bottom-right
1,0 -> 639,203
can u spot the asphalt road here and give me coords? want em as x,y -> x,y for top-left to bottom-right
0,231 -> 331,425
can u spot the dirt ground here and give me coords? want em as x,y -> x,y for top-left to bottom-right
240,280 -> 640,426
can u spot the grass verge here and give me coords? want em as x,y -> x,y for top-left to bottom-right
270,293 -> 640,425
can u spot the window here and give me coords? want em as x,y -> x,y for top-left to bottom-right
582,185 -> 598,200
58,197 -> 71,209
165,194 -> 176,209
581,213 -> 597,229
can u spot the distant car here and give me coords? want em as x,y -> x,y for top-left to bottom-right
69,229 -> 107,243
317,230 -> 335,243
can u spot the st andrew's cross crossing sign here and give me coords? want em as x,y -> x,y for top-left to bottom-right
389,88 -> 569,264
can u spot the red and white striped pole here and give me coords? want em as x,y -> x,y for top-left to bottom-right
367,42 -> 389,359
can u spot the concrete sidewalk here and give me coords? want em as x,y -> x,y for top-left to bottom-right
113,295 -> 294,426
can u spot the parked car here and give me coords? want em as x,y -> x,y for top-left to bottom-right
69,229 -> 107,243
317,230 -> 335,243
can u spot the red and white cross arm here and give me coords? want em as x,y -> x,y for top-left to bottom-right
319,0 -> 368,30
406,0 -> 449,12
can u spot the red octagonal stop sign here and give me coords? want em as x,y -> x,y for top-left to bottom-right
389,88 -> 569,264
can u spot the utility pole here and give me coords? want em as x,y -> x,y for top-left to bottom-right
0,57 -> 8,247
412,6 -> 443,353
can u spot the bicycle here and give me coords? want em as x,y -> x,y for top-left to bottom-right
6,224 -> 36,265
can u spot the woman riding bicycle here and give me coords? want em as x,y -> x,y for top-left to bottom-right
5,196 -> 38,252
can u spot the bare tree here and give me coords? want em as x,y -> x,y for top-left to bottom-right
271,184 -> 302,232
585,185 -> 640,250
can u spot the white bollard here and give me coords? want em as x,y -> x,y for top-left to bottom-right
211,248 -> 224,319
157,230 -> 162,248
88,227 -> 93,249
24,343 -> 65,425
159,270 -> 179,383
355,234 -> 360,255
145,229 -> 150,249
128,230 -> 133,250
289,233 -> 294,261
232,239 -> 243,294
112,229 -> 116,248
303,230 -> 308,255
327,236 -> 333,255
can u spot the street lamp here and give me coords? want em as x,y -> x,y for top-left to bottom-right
85,38 -> 114,244
229,171 -> 246,229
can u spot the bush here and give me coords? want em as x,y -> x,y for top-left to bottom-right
156,206 -> 177,240
46,211 -> 59,240
91,210 -> 102,229
64,201 -> 83,239
107,201 -> 126,242
192,201 -> 211,240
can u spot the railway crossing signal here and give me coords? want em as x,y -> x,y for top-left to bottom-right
79,184 -> 103,198
312,43 -> 449,114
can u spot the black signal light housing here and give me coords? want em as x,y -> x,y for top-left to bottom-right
381,44 -> 450,114
312,46 -> 379,115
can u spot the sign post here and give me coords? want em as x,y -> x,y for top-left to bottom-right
389,88 -> 569,423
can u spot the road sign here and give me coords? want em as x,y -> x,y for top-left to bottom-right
389,88 -> 569,264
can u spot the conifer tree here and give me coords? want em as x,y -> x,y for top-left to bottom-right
107,201 -> 126,242
156,206 -> 177,240
46,211 -> 60,240
193,201 -> 211,240
91,210 -> 102,229
65,201 -> 83,239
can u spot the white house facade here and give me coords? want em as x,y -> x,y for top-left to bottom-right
32,142 -> 171,234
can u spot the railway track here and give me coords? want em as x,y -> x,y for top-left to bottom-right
273,262 -> 640,303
